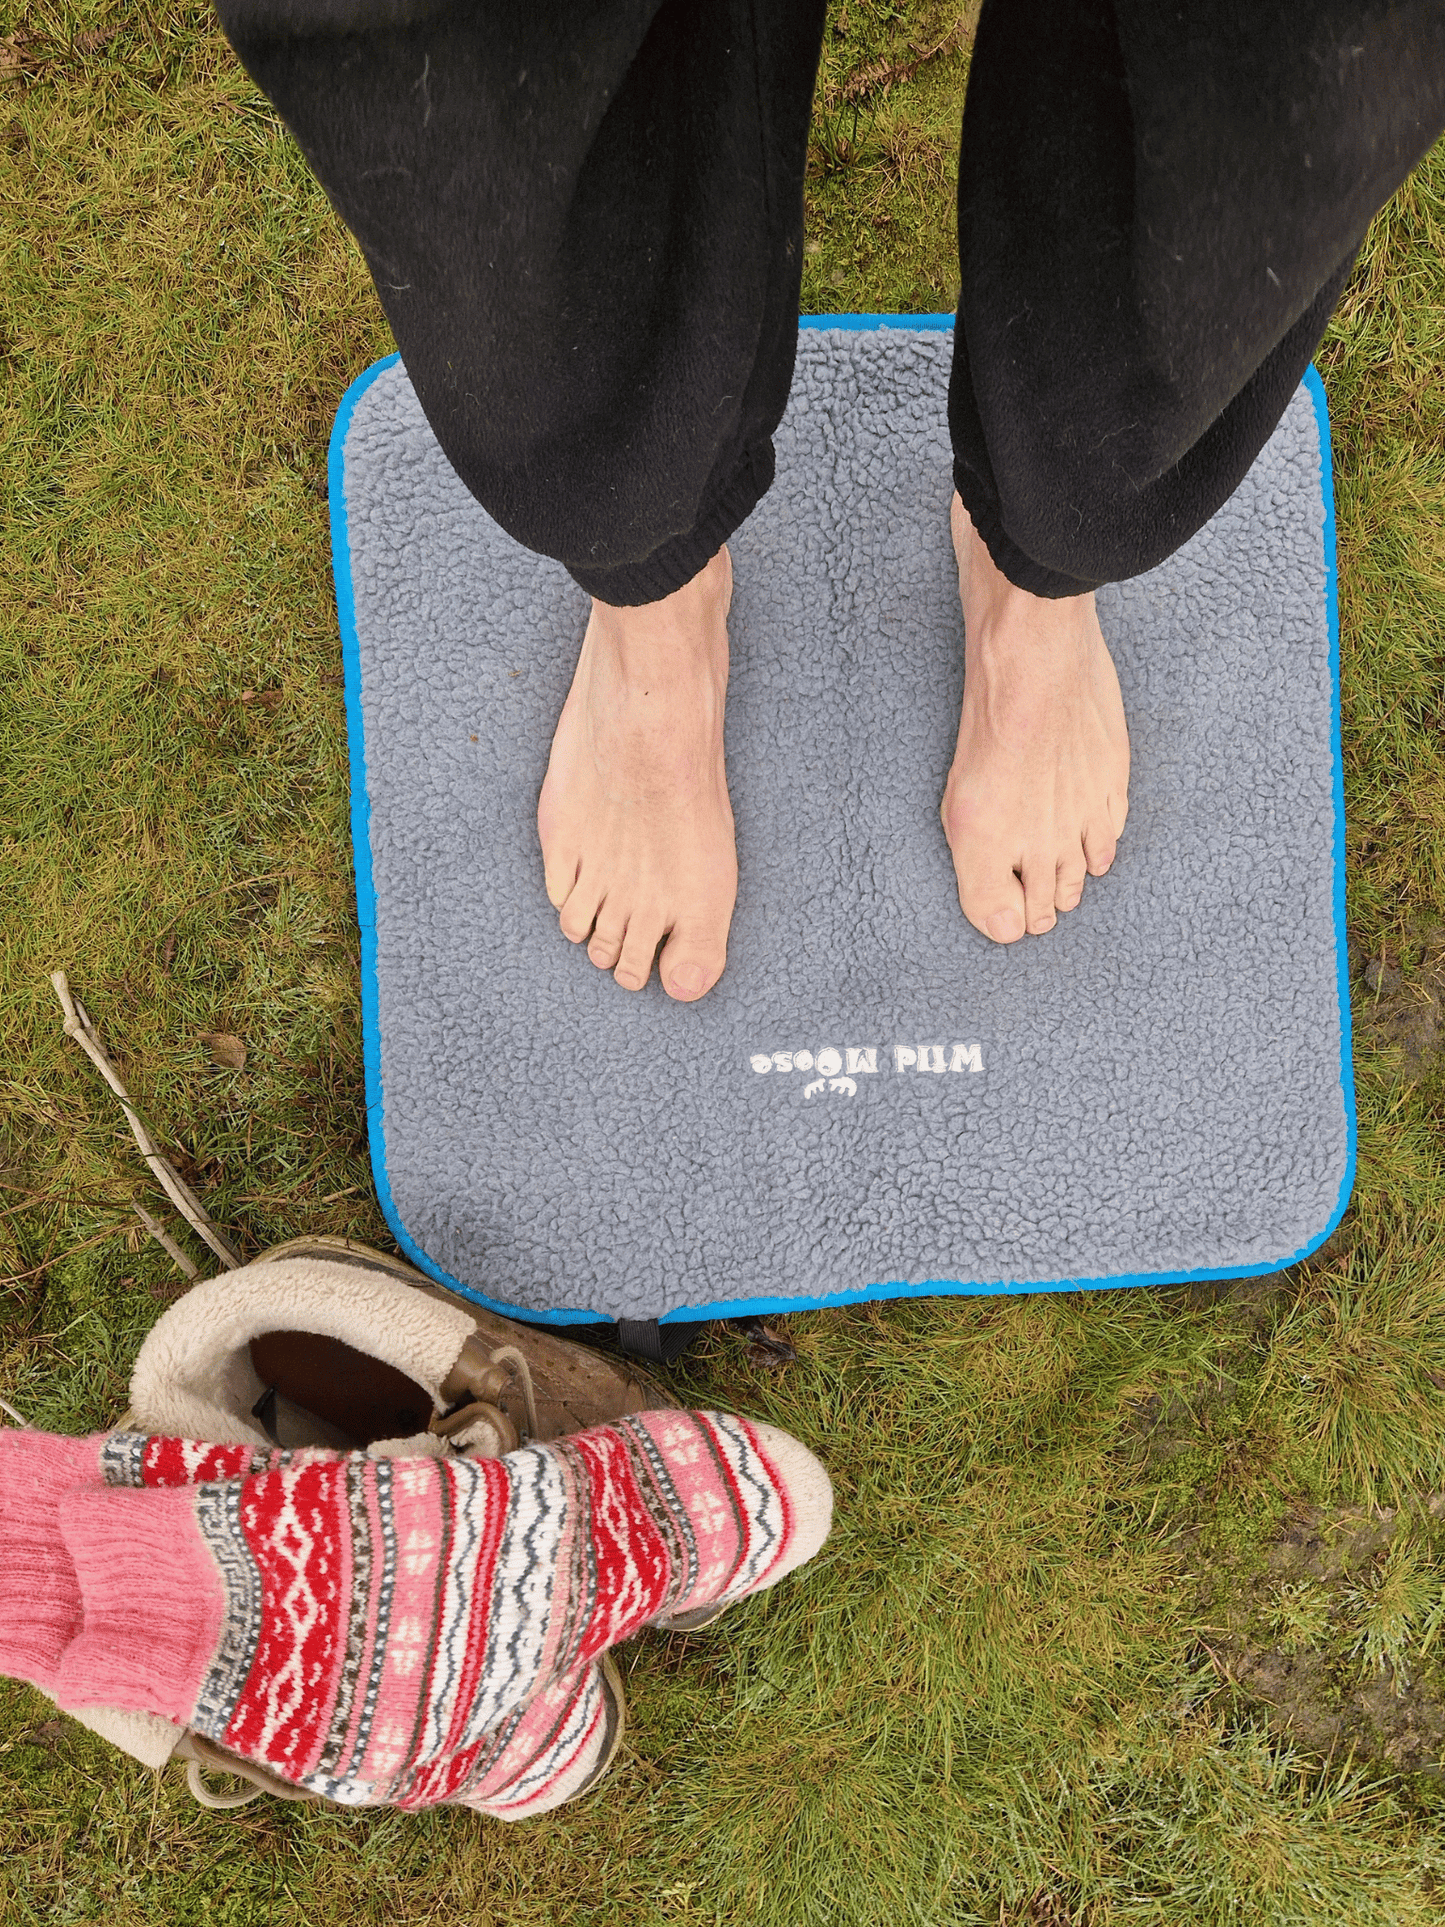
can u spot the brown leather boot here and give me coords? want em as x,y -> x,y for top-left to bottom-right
123,1234 -> 680,1455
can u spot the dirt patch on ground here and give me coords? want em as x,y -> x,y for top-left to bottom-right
1222,1643 -> 1445,1772
1162,924 -> 1445,1771
1206,1498 -> 1445,1773
1349,922 -> 1445,1077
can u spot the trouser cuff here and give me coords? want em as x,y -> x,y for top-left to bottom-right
952,461 -> 1103,602
567,442 -> 776,607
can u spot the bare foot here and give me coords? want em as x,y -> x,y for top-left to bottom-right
942,494 -> 1130,942
538,546 -> 737,1000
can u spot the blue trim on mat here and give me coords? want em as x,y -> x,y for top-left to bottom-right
1304,359 -> 1357,1242
332,322 -> 1356,1325
800,312 -> 956,331
328,351 -> 427,1289
330,352 -> 598,1311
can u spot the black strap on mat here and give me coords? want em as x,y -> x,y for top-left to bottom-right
614,1318 -> 709,1365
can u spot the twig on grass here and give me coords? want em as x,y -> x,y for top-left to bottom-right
49,971 -> 240,1269
132,1201 -> 199,1281
1,1188 -> 140,1221
0,1196 -> 54,1222
836,15 -> 971,104
1195,1637 -> 1241,1687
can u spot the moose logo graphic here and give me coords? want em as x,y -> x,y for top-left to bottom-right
748,1043 -> 984,1100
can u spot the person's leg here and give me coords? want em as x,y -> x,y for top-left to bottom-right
214,0 -> 827,998
945,0 -> 1445,943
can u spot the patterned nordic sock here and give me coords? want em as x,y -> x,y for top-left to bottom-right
0,1429 -> 619,1816
0,1429 -> 309,1702
46,1409 -> 829,1811
458,1658 -> 618,1819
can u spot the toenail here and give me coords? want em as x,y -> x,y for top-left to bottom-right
669,964 -> 705,996
986,912 -> 1022,943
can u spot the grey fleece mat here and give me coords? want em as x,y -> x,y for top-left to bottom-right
332,321 -> 1354,1327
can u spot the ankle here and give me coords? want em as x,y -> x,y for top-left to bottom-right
965,544 -> 1094,665
588,548 -> 731,686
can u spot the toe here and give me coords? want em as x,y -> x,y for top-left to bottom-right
558,878 -> 603,945
1083,821 -> 1118,878
943,788 -> 1029,944
587,912 -> 626,971
1021,855 -> 1057,935
1056,850 -> 1088,914
956,861 -> 1027,944
658,922 -> 728,1002
543,842 -> 580,911
614,915 -> 666,992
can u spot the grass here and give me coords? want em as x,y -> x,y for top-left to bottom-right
3,0 -> 1445,1920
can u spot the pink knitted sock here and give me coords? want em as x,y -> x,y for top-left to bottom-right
0,1427 -> 324,1695
0,1430 -> 109,1692
50,1410 -> 831,1810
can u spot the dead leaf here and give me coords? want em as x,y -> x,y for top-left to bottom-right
74,26 -> 119,54
832,18 -> 969,105
736,1318 -> 798,1371
0,39 -> 23,72
200,1031 -> 247,1070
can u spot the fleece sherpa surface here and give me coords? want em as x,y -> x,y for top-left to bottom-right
332,323 -> 1353,1326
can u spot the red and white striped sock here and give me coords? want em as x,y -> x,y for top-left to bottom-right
8,1411 -> 830,1813
459,1659 -> 618,1818
0,1427 -> 619,1817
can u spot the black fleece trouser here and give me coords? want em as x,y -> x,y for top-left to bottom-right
215,0 -> 1445,604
